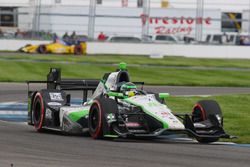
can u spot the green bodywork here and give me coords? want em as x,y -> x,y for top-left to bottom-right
119,62 -> 127,70
68,109 -> 89,122
124,98 -> 169,129
159,93 -> 170,99
108,91 -> 125,98
104,134 -> 119,138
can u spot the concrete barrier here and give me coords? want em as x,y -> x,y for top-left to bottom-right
1,39 -> 250,59
87,42 -> 250,59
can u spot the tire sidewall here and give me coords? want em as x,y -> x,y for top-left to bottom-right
38,45 -> 47,54
192,103 -> 206,122
192,100 -> 222,124
74,45 -> 83,55
192,100 -> 222,143
33,92 -> 45,131
88,100 -> 103,139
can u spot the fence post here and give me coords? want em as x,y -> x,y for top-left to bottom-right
88,0 -> 96,41
249,0 -> 250,38
195,0 -> 204,42
142,0 -> 150,42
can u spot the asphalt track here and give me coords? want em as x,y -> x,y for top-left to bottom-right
1,120 -> 250,167
1,82 -> 250,101
1,83 -> 250,167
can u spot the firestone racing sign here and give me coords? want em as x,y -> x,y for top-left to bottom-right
140,14 -> 212,35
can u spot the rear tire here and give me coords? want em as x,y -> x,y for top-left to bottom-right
74,45 -> 83,55
33,92 -> 45,132
192,100 -> 223,143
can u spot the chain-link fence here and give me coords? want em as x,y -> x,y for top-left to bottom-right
0,0 -> 250,45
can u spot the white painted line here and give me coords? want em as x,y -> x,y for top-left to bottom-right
175,95 -> 212,97
0,120 -> 27,125
0,111 -> 27,115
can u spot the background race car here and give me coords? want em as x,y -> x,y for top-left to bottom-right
19,41 -> 86,55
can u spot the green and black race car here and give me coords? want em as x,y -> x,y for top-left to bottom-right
27,63 -> 233,143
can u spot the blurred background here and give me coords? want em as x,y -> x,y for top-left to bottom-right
1,0 -> 250,45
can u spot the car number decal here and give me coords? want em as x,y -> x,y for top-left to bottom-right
49,93 -> 63,101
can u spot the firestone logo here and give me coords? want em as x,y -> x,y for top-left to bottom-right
140,14 -> 212,35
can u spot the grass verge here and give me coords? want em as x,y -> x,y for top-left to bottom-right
167,94 -> 250,144
1,53 -> 250,68
0,60 -> 250,86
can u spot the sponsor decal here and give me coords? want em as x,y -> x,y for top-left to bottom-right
45,108 -> 52,119
161,112 -> 169,116
125,122 -> 141,127
155,26 -> 192,35
106,113 -> 116,123
127,95 -> 185,129
47,102 -> 62,106
55,47 -> 66,53
140,14 -> 212,35
49,93 -> 63,101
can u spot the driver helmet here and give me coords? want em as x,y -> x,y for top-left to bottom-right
120,82 -> 137,97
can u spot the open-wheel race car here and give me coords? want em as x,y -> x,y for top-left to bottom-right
19,41 -> 86,55
27,63 -> 233,143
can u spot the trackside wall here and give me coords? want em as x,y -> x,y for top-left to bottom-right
0,39 -> 250,59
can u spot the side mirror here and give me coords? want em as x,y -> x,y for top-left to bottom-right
107,91 -> 124,98
159,93 -> 170,99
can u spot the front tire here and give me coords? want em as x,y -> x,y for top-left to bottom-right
192,100 -> 223,143
88,98 -> 118,139
33,92 -> 45,132
88,100 -> 103,139
37,45 -> 47,54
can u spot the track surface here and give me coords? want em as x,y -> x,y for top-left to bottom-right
1,83 -> 250,167
1,82 -> 250,102
1,121 -> 250,167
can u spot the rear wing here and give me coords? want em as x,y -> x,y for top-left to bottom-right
27,68 -> 99,102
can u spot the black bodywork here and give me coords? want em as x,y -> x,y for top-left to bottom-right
27,68 -> 99,128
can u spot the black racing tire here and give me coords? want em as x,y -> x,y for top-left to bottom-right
33,92 -> 45,132
74,45 -> 83,55
37,45 -> 47,54
192,100 -> 223,143
192,100 -> 223,124
88,98 -> 118,139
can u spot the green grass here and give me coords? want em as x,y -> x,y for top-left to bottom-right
1,53 -> 250,86
0,53 -> 249,143
0,60 -> 250,87
167,94 -> 250,144
2,53 -> 250,68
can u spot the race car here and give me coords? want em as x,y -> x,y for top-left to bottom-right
19,41 -> 86,55
27,63 -> 233,143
